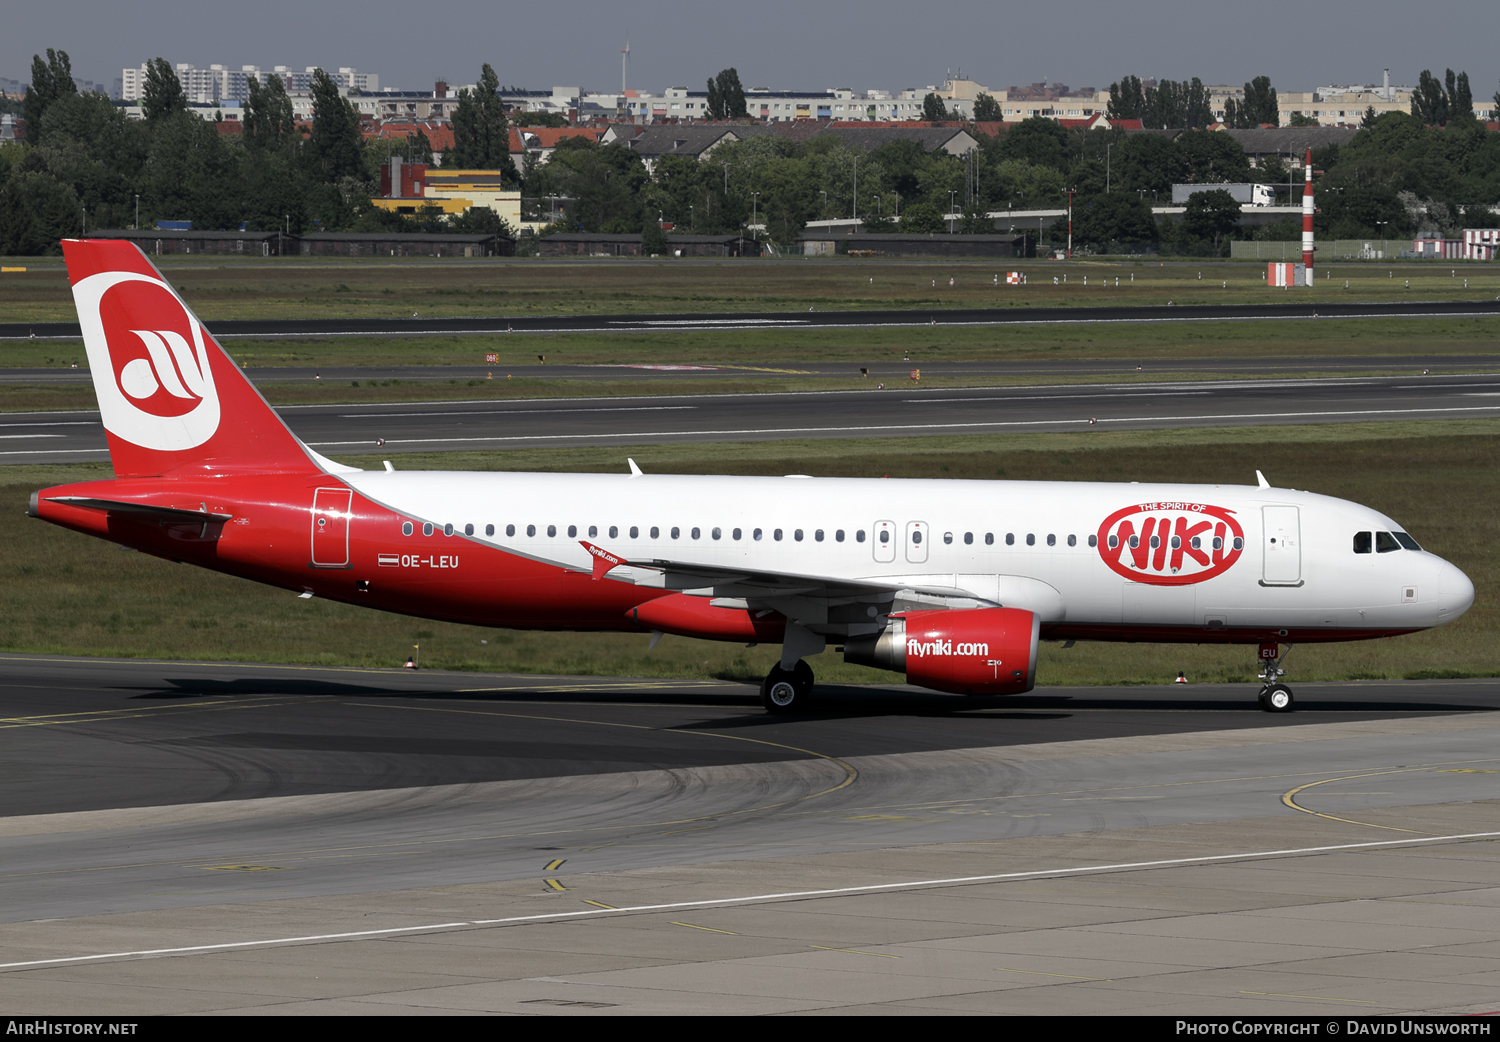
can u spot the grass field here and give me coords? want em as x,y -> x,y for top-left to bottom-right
2,313 -> 1496,413
3,255 -> 1499,323
6,419 -> 1495,688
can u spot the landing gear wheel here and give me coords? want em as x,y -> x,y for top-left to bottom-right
1260,683 -> 1294,713
761,661 -> 815,714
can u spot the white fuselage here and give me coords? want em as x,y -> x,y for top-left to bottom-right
344,470 -> 1474,639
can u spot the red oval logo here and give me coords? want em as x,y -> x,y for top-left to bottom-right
99,281 -> 205,419
1096,502 -> 1244,586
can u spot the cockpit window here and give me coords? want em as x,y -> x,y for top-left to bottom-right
1375,531 -> 1401,553
1393,532 -> 1422,551
1353,532 -> 1372,554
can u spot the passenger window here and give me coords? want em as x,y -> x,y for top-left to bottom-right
1233,537 -> 1243,550
774,529 -> 783,541
608,526 -> 618,538
691,527 -> 701,539
1128,535 -> 1138,548
506,524 -> 515,537
668,527 -> 677,539
630,526 -> 639,538
1006,533 -> 1015,545
712,528 -> 721,540
402,522 -> 413,536
1026,534 -> 1035,546
524,524 -> 535,537
568,525 -> 577,538
1376,531 -> 1401,553
588,525 -> 597,538
486,524 -> 495,537
423,523 -> 434,536
1169,536 -> 1180,549
985,533 -> 994,545
754,528 -> 763,540
545,525 -> 555,537
912,530 -> 923,545
814,529 -> 824,542
964,532 -> 973,545
1047,534 -> 1056,547
733,528 -> 742,540
857,530 -> 866,543
1067,534 -> 1076,547
465,523 -> 474,536
943,532 -> 953,545
836,530 -> 845,542
1353,532 -> 1372,554
1088,534 -> 1097,547
444,523 -> 454,537
878,530 -> 889,544
794,529 -> 803,541
1212,536 -> 1222,550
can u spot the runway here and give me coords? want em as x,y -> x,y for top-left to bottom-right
5,296 -> 1500,340
3,352 -> 1496,388
7,372 -> 1500,464
3,656 -> 1499,1014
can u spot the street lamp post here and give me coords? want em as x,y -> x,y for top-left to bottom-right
134,194 -> 139,231
949,190 -> 957,233
1376,219 -> 1389,259
752,191 -> 759,240
1106,142 -> 1112,193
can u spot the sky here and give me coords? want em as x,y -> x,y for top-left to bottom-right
5,1 -> 1498,100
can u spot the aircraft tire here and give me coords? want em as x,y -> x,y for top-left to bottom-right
1261,683 -> 1294,713
761,661 -> 815,714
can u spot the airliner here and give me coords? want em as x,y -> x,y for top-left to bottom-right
28,240 -> 1475,713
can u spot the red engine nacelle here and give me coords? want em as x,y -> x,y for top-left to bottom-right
843,607 -> 1039,695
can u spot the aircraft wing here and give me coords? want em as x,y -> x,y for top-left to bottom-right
579,541 -> 969,601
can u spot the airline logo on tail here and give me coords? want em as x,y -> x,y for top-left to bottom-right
73,270 -> 221,451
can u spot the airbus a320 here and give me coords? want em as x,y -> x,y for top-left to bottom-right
29,240 -> 1476,713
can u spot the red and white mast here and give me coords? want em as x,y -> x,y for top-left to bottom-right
1301,147 -> 1314,286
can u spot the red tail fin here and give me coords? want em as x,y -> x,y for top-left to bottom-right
63,239 -> 319,478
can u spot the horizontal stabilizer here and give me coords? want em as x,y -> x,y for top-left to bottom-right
43,496 -> 233,523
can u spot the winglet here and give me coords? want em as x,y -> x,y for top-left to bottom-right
627,458 -> 643,477
580,540 -> 628,581
1255,470 -> 1270,489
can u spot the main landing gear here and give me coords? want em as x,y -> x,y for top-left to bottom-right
1256,640 -> 1294,713
761,660 -> 814,714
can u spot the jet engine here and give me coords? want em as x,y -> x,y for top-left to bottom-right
843,607 -> 1039,695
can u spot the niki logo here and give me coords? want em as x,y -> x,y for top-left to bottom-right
72,271 -> 221,451
1096,502 -> 1244,586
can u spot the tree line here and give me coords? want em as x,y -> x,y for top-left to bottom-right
4,51 -> 1499,257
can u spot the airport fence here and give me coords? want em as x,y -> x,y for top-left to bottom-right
1230,240 -> 1399,261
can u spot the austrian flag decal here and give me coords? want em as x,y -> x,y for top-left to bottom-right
1096,502 -> 1244,585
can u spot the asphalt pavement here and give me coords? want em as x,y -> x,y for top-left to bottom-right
5,372 -> 1499,463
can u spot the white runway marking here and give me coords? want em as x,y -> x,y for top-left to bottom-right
903,391 -> 1212,403
4,829 -> 1499,972
341,406 -> 697,419
306,404 -> 1500,448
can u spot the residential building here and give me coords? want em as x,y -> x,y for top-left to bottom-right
121,63 -> 379,105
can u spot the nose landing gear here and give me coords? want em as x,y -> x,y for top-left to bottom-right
761,660 -> 815,713
1256,641 -> 1294,712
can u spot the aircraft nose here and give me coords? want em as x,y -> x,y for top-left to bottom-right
1435,557 -> 1475,624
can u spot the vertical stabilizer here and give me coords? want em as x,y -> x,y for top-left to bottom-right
62,239 -> 319,478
